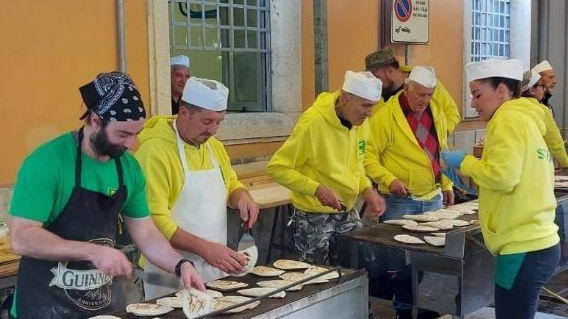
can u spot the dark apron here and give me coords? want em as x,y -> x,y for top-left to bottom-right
16,128 -> 127,319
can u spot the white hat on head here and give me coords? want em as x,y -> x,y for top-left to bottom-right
408,66 -> 437,88
466,58 -> 524,83
342,71 -> 382,102
170,55 -> 190,68
532,60 -> 553,74
181,77 -> 228,111
522,70 -> 541,92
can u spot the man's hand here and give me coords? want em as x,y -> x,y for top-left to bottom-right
314,185 -> 342,210
179,261 -> 206,291
237,194 -> 260,230
388,179 -> 409,196
88,245 -> 132,278
443,190 -> 455,206
201,241 -> 248,274
361,187 -> 386,218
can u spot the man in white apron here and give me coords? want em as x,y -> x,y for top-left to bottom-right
136,77 -> 259,300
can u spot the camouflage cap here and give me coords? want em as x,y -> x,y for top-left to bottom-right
365,48 -> 398,70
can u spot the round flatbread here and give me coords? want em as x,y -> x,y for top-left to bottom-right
237,287 -> 286,298
257,279 -> 303,291
232,245 -> 259,277
429,209 -> 461,220
394,234 -> 425,244
383,219 -> 418,226
280,271 -> 329,284
402,214 -> 441,222
182,288 -> 213,319
125,303 -> 174,316
251,265 -> 286,277
206,280 -> 249,291
422,221 -> 454,230
304,266 -> 339,280
273,259 -> 311,270
156,296 -> 184,308
214,296 -> 260,313
402,224 -> 439,232
424,236 -> 446,247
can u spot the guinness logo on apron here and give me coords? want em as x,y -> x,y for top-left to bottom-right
49,238 -> 114,311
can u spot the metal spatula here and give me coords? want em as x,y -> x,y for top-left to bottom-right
237,222 -> 256,252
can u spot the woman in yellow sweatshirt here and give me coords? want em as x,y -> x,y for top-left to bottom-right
442,59 -> 560,319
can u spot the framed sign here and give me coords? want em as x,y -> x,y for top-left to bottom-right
391,0 -> 429,44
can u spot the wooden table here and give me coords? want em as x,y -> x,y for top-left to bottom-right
0,236 -> 20,290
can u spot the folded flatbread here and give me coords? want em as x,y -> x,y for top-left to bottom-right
444,219 -> 470,227
206,289 -> 224,299
206,280 -> 248,291
402,224 -> 439,232
402,214 -> 441,222
182,288 -> 213,319
424,236 -> 446,247
422,221 -> 454,230
232,245 -> 258,277
394,234 -> 425,244
429,209 -> 461,220
273,259 -> 311,270
251,265 -> 285,277
280,272 -> 329,284
156,296 -> 184,308
125,303 -> 174,316
237,287 -> 286,298
304,266 -> 339,280
214,296 -> 260,313
383,219 -> 418,226
257,279 -> 303,291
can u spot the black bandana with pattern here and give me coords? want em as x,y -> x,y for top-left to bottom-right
79,72 -> 146,121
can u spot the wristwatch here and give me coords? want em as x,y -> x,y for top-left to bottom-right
175,258 -> 193,278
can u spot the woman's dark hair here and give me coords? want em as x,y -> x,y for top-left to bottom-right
477,77 -> 521,98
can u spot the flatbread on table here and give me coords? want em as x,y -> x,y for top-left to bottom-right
273,259 -> 311,270
393,234 -> 425,244
402,213 -> 441,222
429,209 -> 461,220
256,279 -> 303,291
206,279 -> 249,291
125,303 -> 174,316
383,219 -> 418,226
182,288 -> 213,319
402,224 -> 439,232
237,287 -> 286,298
424,236 -> 446,247
280,271 -> 329,284
251,265 -> 286,277
214,296 -> 260,313
232,245 -> 259,277
304,266 -> 339,280
156,296 -> 184,308
422,221 -> 454,230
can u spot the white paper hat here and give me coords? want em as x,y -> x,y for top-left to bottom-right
408,66 -> 437,88
532,60 -> 553,74
522,70 -> 541,92
181,77 -> 228,111
466,58 -> 524,83
170,55 -> 190,68
342,71 -> 382,102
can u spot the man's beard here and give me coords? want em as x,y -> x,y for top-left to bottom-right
90,127 -> 127,159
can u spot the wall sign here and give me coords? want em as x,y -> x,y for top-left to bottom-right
391,0 -> 429,44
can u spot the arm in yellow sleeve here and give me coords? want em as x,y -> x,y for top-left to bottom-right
460,118 -> 524,192
267,128 -> 320,196
135,144 -> 179,240
440,174 -> 453,192
542,107 -> 568,167
433,81 -> 460,134
364,112 -> 398,189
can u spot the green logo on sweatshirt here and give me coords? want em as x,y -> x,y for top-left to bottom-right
358,139 -> 366,158
537,148 -> 552,162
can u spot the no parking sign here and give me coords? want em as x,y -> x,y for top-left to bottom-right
391,0 -> 429,44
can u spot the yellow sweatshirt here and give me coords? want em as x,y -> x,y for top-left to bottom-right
266,91 -> 372,213
135,115 -> 244,240
364,91 -> 453,198
522,97 -> 568,167
399,65 -> 461,133
460,99 -> 559,255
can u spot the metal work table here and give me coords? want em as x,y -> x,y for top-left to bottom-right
110,268 -> 369,319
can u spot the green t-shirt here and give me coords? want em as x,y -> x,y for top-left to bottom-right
9,132 -> 150,224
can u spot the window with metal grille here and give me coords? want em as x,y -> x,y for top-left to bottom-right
169,0 -> 271,112
470,0 -> 510,61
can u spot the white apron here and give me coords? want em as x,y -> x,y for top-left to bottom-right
144,119 -> 228,300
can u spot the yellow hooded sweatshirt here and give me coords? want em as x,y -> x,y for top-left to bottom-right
460,98 -> 559,255
266,91 -> 372,213
364,91 -> 453,199
135,115 -> 244,240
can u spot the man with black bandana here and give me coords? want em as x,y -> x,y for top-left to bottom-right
8,72 -> 205,319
